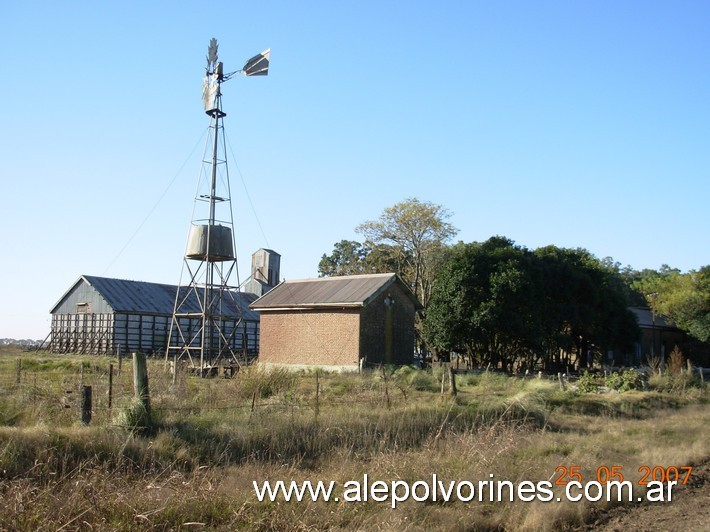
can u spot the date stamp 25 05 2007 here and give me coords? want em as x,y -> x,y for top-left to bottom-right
554,465 -> 693,486
547,465 -> 693,503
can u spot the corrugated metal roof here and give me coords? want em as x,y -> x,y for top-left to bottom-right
250,273 -> 422,310
52,275 -> 259,321
629,307 -> 676,329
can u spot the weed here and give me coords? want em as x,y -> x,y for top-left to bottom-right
115,399 -> 154,435
668,345 -> 685,375
648,372 -> 699,393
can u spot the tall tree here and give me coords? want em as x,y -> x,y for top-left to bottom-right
355,198 -> 458,307
425,238 -> 639,371
634,266 -> 710,343
318,240 -> 404,277
318,240 -> 368,277
424,237 -> 541,370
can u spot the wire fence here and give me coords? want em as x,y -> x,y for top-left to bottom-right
0,356 -> 419,426
8,355 -> 700,427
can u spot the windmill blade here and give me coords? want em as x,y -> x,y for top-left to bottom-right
207,38 -> 219,69
243,49 -> 270,76
202,75 -> 218,111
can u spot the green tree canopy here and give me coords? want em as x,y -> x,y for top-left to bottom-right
318,240 -> 405,278
424,238 -> 640,371
634,266 -> 710,343
318,240 -> 368,277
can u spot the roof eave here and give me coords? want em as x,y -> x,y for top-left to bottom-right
251,302 -> 365,312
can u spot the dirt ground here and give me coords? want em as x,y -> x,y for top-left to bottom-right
580,460 -> 709,531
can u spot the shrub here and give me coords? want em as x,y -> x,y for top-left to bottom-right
604,370 -> 645,392
620,369 -> 645,391
577,371 -> 600,393
604,372 -> 623,391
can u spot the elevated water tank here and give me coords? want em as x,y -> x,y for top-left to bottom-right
185,224 -> 234,262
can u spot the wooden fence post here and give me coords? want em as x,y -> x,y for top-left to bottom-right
315,372 -> 320,419
81,385 -> 92,424
15,359 -> 21,385
558,372 -> 566,391
108,363 -> 114,409
449,366 -> 457,396
117,346 -> 122,376
250,390 -> 257,418
381,366 -> 391,409
132,352 -> 150,414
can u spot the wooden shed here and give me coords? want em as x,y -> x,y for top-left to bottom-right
250,273 -> 422,371
49,275 -> 259,355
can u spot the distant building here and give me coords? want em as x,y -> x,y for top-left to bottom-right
605,307 -> 685,367
250,273 -> 423,371
244,248 -> 281,296
49,275 -> 259,355
629,307 -> 686,365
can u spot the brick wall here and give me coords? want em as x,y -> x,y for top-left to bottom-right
360,284 -> 416,366
259,309 -> 361,367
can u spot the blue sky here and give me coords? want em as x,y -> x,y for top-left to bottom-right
1,1 -> 708,339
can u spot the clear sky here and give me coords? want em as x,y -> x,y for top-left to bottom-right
1,1 -> 708,340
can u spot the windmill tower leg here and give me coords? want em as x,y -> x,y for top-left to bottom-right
165,40 -> 269,376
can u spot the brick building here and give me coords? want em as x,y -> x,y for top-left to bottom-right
250,273 -> 422,371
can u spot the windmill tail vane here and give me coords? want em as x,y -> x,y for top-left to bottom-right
243,49 -> 270,76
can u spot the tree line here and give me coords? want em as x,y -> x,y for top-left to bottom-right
319,198 -> 709,370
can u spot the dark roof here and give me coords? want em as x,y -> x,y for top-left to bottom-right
250,273 -> 422,310
52,275 -> 259,321
629,307 -> 678,330
258,248 -> 280,256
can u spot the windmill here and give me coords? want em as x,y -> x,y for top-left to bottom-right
165,39 -> 270,376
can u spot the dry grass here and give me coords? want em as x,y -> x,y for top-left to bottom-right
0,348 -> 708,530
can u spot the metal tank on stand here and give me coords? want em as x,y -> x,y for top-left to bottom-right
165,39 -> 269,375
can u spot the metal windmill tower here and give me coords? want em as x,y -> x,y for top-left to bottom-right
166,39 -> 270,375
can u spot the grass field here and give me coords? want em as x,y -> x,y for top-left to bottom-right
0,346 -> 707,531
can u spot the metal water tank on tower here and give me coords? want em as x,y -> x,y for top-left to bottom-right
165,39 -> 270,375
185,224 -> 234,261
245,248 -> 281,296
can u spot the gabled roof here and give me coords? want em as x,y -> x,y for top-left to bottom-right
629,307 -> 678,330
51,275 -> 260,321
250,273 -> 422,310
